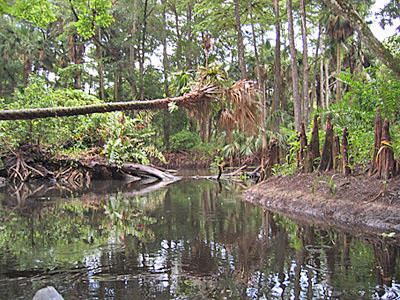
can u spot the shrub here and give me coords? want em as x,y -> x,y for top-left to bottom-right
170,130 -> 201,151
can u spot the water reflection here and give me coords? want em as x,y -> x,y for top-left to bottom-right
0,179 -> 400,299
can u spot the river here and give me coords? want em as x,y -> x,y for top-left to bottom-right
0,177 -> 399,299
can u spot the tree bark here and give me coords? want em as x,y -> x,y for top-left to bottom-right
162,0 -> 170,150
320,0 -> 400,80
234,0 -> 246,79
332,134 -> 341,170
0,89 -> 210,121
335,40 -> 342,103
299,0 -> 309,124
272,0 -> 281,115
139,0 -> 149,100
369,108 -> 382,176
310,114 -> 320,168
287,0 -> 302,132
342,127 -> 351,176
377,119 -> 395,180
319,118 -> 334,172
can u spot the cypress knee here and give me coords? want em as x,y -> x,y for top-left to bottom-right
298,121 -> 308,170
319,118 -> 334,172
369,108 -> 382,176
377,119 -> 395,180
332,134 -> 341,170
342,127 -> 351,176
310,114 -> 320,168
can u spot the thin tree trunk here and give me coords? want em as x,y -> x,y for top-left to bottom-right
114,70 -> 119,101
162,0 -> 170,150
171,3 -> 182,69
320,55 -> 325,108
287,0 -> 302,132
129,2 -> 138,101
325,58 -> 330,109
234,0 -> 246,79
139,0 -> 149,100
186,4 -> 193,69
272,0 -> 281,116
95,28 -> 105,100
249,0 -> 267,152
335,40 -> 342,103
299,0 -> 309,124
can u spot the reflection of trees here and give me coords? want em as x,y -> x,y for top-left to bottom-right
3,178 -> 400,299
372,238 -> 398,286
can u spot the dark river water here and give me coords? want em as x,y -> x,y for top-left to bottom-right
0,177 -> 400,299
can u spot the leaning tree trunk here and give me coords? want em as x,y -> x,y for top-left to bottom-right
0,87 -> 214,121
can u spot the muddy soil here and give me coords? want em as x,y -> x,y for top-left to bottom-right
243,169 -> 400,234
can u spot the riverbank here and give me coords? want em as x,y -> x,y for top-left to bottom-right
242,170 -> 400,234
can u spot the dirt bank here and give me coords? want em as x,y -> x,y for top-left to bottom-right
242,170 -> 400,234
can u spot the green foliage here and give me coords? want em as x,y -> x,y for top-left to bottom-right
70,0 -> 114,39
0,76 -> 108,149
170,130 -> 201,152
10,0 -> 57,28
311,174 -> 338,200
316,67 -> 400,166
100,111 -> 165,165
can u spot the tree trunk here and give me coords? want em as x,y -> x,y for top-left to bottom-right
370,108 -> 382,176
297,121 -> 308,170
319,118 -> 334,172
0,89 -> 211,121
342,127 -> 351,176
161,0 -> 171,150
310,114 -> 320,168
95,29 -> 105,100
234,0 -> 246,79
377,119 -> 395,180
272,0 -> 281,116
114,70 -> 119,101
249,1 -> 267,153
287,0 -> 302,132
320,0 -> 400,80
332,134 -> 341,170
129,2 -> 138,101
325,58 -> 330,108
171,2 -> 182,69
186,4 -> 193,69
319,54 -> 325,108
139,0 -> 149,100
335,40 -> 342,103
299,0 -> 309,124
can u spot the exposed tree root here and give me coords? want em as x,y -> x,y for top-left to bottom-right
0,144 -> 178,188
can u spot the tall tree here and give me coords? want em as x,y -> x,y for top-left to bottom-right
161,0 -> 170,150
272,0 -> 281,115
234,0 -> 246,79
287,0 -> 302,131
299,0 -> 309,123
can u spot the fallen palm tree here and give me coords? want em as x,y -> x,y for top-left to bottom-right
0,83 -> 221,121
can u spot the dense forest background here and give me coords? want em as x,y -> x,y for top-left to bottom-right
0,0 -> 399,173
